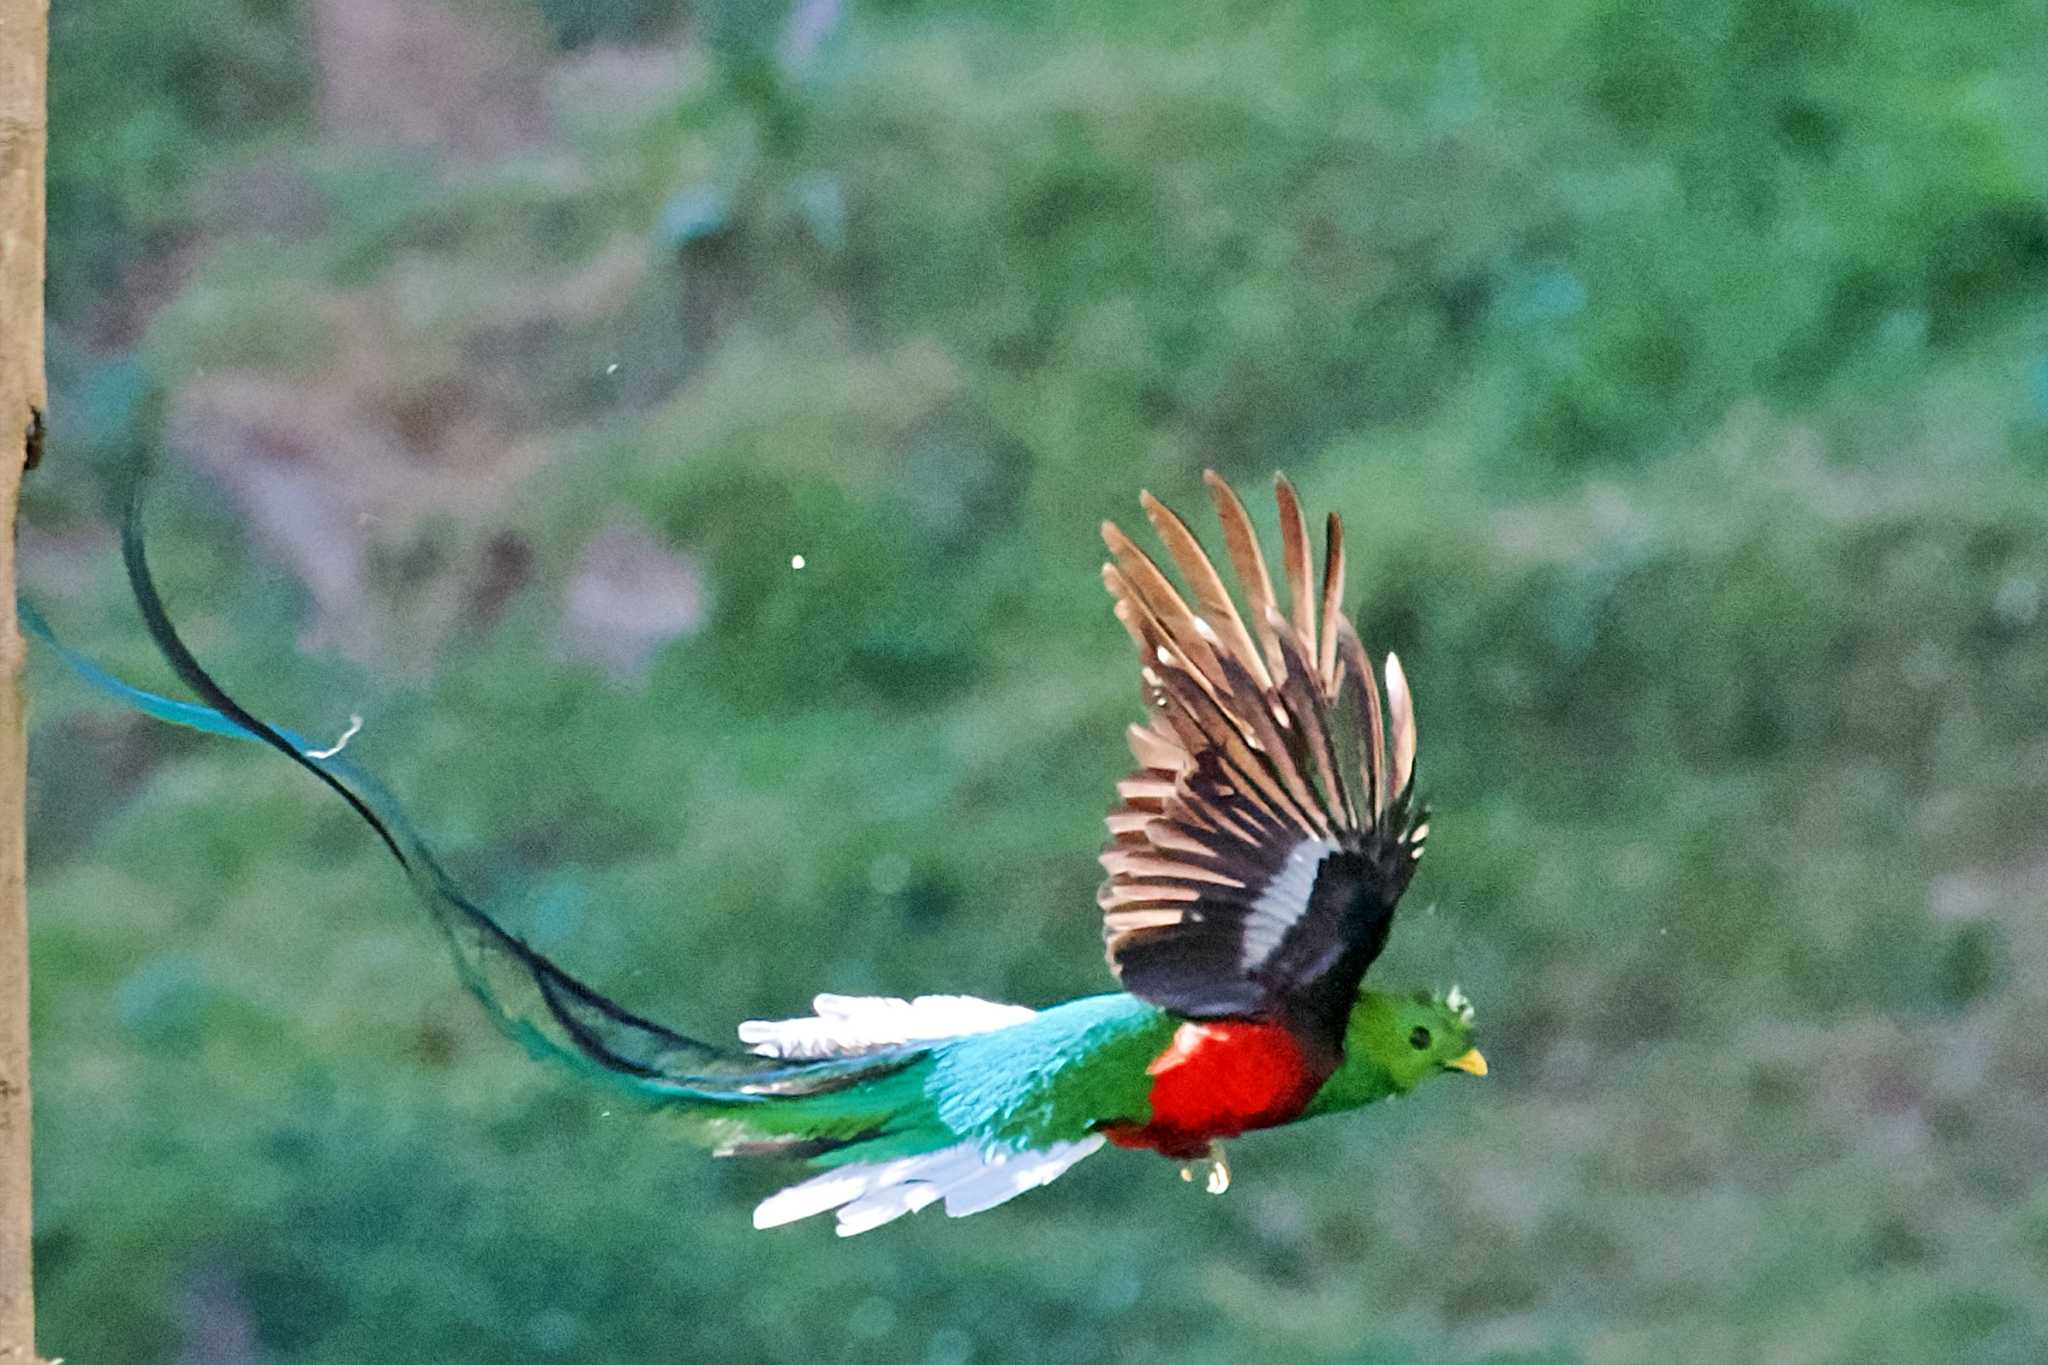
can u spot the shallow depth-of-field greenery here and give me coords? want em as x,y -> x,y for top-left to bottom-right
23,1 -> 2048,1361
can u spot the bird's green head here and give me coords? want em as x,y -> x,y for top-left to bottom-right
1350,986 -> 1486,1094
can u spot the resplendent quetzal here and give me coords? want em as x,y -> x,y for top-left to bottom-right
35,472 -> 1484,1236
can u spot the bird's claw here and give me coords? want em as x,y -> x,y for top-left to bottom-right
1178,1145 -> 1230,1195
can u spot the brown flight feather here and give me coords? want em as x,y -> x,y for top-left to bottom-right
1317,513 -> 1345,691
1273,476 -> 1320,659
1202,472 -> 1286,678
1139,491 -> 1275,693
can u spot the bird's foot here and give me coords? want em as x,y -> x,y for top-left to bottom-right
1178,1144 -> 1231,1195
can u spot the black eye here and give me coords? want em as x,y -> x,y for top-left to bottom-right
1409,1026 -> 1432,1051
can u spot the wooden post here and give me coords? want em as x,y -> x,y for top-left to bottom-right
0,0 -> 45,1359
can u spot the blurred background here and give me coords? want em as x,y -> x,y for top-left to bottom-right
20,1 -> 2048,1361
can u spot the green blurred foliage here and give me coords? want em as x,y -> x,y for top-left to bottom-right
22,0 -> 2048,1361
46,0 -> 310,322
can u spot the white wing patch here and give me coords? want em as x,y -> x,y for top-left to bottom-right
752,1137 -> 1106,1237
737,993 -> 1038,1060
1238,837 -> 1340,970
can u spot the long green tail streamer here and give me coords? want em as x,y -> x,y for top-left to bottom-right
24,487 -> 812,1094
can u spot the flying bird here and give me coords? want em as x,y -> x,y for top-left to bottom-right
35,472 -> 1484,1237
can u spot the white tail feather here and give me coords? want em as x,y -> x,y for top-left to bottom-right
832,1180 -> 947,1237
738,993 -> 1037,1059
752,1137 -> 1106,1236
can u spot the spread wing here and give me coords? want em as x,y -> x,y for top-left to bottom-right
1096,472 -> 1426,1047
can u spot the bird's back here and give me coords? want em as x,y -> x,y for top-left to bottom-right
926,992 -> 1178,1150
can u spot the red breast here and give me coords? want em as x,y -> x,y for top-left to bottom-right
1100,1018 -> 1328,1158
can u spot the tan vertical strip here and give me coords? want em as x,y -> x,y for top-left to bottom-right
0,0 -> 46,1359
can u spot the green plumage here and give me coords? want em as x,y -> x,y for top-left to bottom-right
929,995 -> 1176,1149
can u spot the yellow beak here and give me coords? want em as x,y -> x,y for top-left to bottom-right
1448,1048 -> 1488,1077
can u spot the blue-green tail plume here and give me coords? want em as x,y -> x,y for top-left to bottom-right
26,488 -> 908,1111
